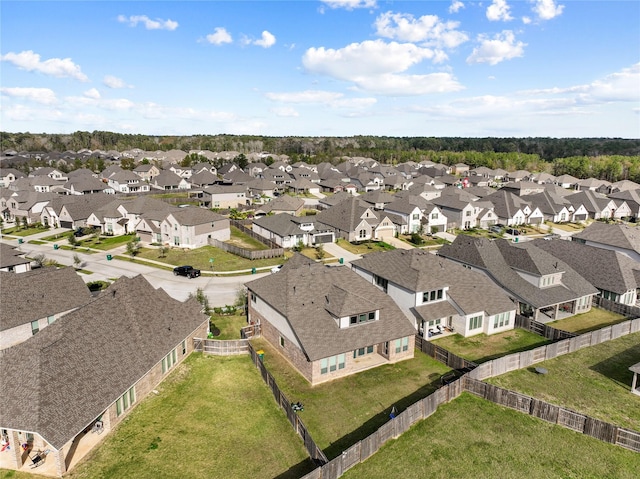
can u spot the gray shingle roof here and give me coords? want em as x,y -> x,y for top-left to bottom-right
0,275 -> 208,449
245,263 -> 415,361
573,222 -> 640,254
0,243 -> 30,269
439,237 -> 598,309
0,267 -> 92,331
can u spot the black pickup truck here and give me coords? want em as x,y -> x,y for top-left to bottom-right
173,265 -> 201,278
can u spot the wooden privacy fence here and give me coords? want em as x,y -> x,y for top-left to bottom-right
193,338 -> 250,355
594,296 -> 640,318
301,380 -> 465,479
515,314 -> 577,340
469,317 -> 640,381
209,238 -> 284,260
246,343 -> 328,466
415,334 -> 477,371
231,219 -> 281,249
464,377 -> 640,453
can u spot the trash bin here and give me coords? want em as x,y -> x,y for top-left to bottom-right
106,254 -> 112,261
18,238 -> 23,244
54,244 -> 59,250
251,267 -> 257,274
257,350 -> 265,361
339,257 -> 344,264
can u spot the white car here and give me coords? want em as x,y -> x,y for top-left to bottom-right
271,265 -> 283,274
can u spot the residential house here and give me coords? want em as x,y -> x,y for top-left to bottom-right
4,191 -> 54,224
565,190 -> 627,221
439,237 -> 598,322
432,194 -> 480,230
452,163 -> 470,176
246,178 -> 278,202
528,172 -> 556,185
61,176 -> 113,195
533,238 -> 640,306
501,181 -> 546,197
0,168 -> 26,187
150,170 -> 190,191
485,190 -> 544,226
555,174 -> 580,190
252,214 -> 334,248
107,170 -> 150,193
351,249 -> 516,338
572,222 -> 640,262
359,190 -> 396,211
42,194 -> 113,229
160,207 -> 230,248
288,178 -> 321,196
384,197 -> 423,234
0,275 -> 208,475
315,196 -> 396,242
0,267 -> 92,350
246,262 -> 416,385
255,195 -> 305,216
608,188 -> 640,220
133,163 -> 161,182
189,169 -> 219,188
505,170 -> 530,183
528,190 -> 573,223
0,243 -> 31,273
29,167 -> 68,182
199,184 -> 247,209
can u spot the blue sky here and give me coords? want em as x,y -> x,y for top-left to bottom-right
1,0 -> 639,138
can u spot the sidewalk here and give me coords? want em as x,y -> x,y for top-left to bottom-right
323,242 -> 361,264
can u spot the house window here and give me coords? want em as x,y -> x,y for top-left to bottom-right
31,320 -> 39,335
395,338 -> 402,353
431,213 -> 438,219
116,386 -> 136,417
469,315 -> 483,330
359,229 -> 367,238
182,340 -> 187,355
349,311 -> 377,325
279,336 -> 285,348
422,289 -> 444,303
466,210 -> 471,216
412,214 -> 419,220
375,275 -> 388,292
161,348 -> 178,374
47,315 -> 55,325
251,292 -> 256,303
493,312 -> 510,328
402,337 -> 409,352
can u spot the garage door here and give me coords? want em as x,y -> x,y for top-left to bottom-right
377,228 -> 395,240
60,221 -> 73,229
314,234 -> 333,244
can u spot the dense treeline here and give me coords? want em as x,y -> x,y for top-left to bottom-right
2,131 -> 640,182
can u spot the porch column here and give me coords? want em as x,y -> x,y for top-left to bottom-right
8,430 -> 22,469
632,372 -> 639,396
554,303 -> 560,320
54,447 -> 67,476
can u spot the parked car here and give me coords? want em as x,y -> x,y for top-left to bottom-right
73,227 -> 86,237
173,265 -> 201,278
543,233 -> 561,240
489,225 -> 503,234
505,228 -> 520,236
271,264 -> 283,274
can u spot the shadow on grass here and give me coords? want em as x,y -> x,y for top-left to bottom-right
472,339 -> 554,364
272,458 -> 318,479
322,376 -> 444,460
590,343 -> 640,389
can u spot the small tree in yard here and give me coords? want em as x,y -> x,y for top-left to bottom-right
21,217 -> 28,230
189,287 -> 211,315
315,244 -> 326,260
293,239 -> 305,252
33,253 -> 46,268
68,233 -> 78,248
73,253 -> 82,269
126,238 -> 140,257
158,244 -> 169,258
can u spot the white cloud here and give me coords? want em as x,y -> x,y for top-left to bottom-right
486,0 -> 513,22
1,50 -> 88,81
254,31 -> 276,48
270,107 -> 300,117
320,0 -> 377,10
103,75 -> 131,89
0,87 -> 57,104
449,1 -> 465,14
265,90 -> 377,109
532,0 -> 564,20
352,73 -> 464,96
206,27 -> 232,45
84,88 -> 101,99
522,16 -> 532,24
467,31 -> 525,65
374,11 -> 468,49
117,14 -> 178,31
303,40 -> 438,79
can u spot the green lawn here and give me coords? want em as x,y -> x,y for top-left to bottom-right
0,225 -> 49,236
136,245 -> 289,272
80,234 -> 137,250
549,222 -> 585,232
59,354 -> 314,479
431,329 -> 552,363
486,332 -> 640,431
209,313 -> 247,340
225,226 -> 269,250
336,239 -> 395,255
341,393 -> 640,479
549,308 -> 628,334
251,338 -> 450,459
40,231 -> 73,241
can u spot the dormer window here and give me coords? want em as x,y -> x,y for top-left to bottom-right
423,289 -> 444,303
349,311 -> 376,325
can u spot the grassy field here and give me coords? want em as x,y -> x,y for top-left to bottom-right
431,329 -> 552,363
0,225 -> 50,236
225,226 -> 269,250
340,393 -> 640,479
79,234 -> 137,250
549,308 -> 628,333
336,239 -> 395,255
549,222 -> 585,232
486,332 -> 640,431
50,354 -> 313,479
209,313 -> 247,339
251,338 -> 450,459
136,245 -> 289,272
